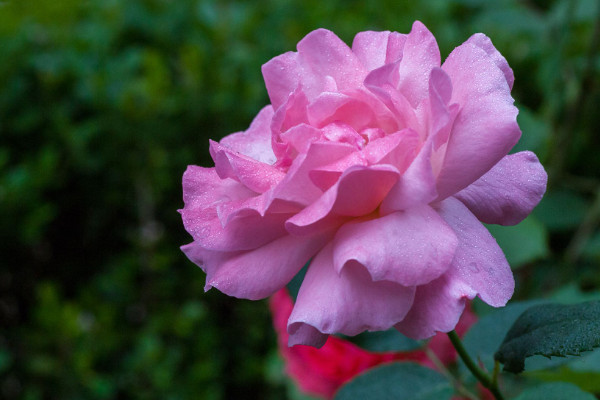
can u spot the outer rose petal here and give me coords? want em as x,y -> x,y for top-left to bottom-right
220,105 -> 277,164
454,151 -> 547,225
181,232 -> 327,300
437,42 -> 521,199
395,273 -> 474,340
332,206 -> 458,286
466,33 -> 514,90
396,197 -> 514,339
288,244 -> 416,347
209,140 -> 285,193
438,197 -> 514,307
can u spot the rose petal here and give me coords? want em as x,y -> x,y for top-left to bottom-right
332,205 -> 458,286
210,140 -> 285,193
397,21 -> 441,108
220,105 -> 277,164
380,140 -> 437,213
437,197 -> 514,307
182,232 -> 328,301
351,30 -> 407,71
466,33 -> 514,90
437,42 -> 521,199
288,243 -> 416,345
296,29 -> 367,98
455,151 -> 547,225
272,141 -> 356,206
307,92 -> 376,131
285,165 -> 401,236
181,208 -> 290,251
394,273 -> 474,339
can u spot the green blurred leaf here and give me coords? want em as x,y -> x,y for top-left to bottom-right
513,382 -> 595,400
495,301 -> 600,373
486,216 -> 549,268
462,301 -> 545,372
533,190 -> 590,231
334,363 -> 453,400
349,329 -> 422,353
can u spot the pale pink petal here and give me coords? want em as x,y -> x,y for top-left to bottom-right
278,123 -> 322,157
455,151 -> 547,225
182,232 -> 328,301
307,92 -> 376,131
220,105 -> 277,164
395,273 -> 475,339
296,29 -> 367,96
210,140 -> 285,193
397,21 -> 441,108
437,197 -> 514,307
396,197 -> 514,338
363,128 -> 419,169
364,63 -> 421,134
272,141 -> 356,206
380,140 -> 437,213
437,42 -> 521,199
288,243 -> 416,345
428,67 -> 458,148
270,86 -> 310,135
182,166 -> 254,211
466,33 -> 514,90
181,208 -> 290,251
285,165 -> 400,236
351,31 -> 407,71
262,51 -> 303,110
332,205 -> 458,286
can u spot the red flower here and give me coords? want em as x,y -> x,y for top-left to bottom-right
270,288 -> 477,399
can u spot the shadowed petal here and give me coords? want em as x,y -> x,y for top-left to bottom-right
455,151 -> 547,225
288,244 -> 415,346
332,205 -> 458,286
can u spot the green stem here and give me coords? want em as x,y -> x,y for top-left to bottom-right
447,331 -> 505,400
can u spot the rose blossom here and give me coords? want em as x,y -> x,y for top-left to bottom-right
269,288 -> 477,399
180,21 -> 547,347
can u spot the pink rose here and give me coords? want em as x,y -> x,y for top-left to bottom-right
269,288 -> 477,399
181,21 -> 547,346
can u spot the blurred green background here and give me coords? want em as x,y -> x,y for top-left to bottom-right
1,0 -> 599,398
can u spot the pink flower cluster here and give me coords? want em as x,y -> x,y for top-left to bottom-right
181,21 -> 547,346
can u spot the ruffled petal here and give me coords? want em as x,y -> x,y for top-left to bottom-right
210,140 -> 285,193
285,165 -> 401,236
288,243 -> 415,346
332,205 -> 458,286
394,273 -> 474,339
437,42 -> 521,199
454,151 -> 547,225
262,51 -> 303,110
219,105 -> 277,164
307,92 -> 376,131
181,232 -> 328,301
181,208 -> 290,251
437,197 -> 514,307
351,30 -> 407,71
272,141 -> 356,206
397,21 -> 441,108
380,140 -> 437,213
296,29 -> 367,98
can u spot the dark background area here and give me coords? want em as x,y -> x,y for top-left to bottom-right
1,0 -> 599,398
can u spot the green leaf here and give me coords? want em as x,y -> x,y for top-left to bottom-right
513,382 -> 596,400
495,301 -> 600,373
462,300 -> 545,373
349,329 -> 423,353
486,215 -> 549,268
334,363 -> 453,400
